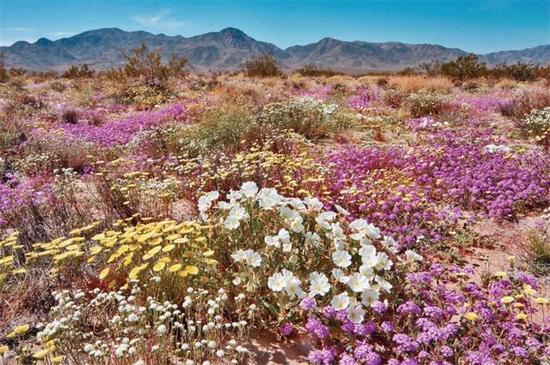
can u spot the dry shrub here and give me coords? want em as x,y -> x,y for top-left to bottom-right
501,88 -> 550,119
495,78 -> 521,90
0,270 -> 55,333
326,75 -> 360,90
388,75 -> 453,93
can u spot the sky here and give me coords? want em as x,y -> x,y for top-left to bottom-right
0,0 -> 549,53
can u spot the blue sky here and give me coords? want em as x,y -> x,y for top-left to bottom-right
0,0 -> 548,53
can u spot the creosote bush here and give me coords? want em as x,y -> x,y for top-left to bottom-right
243,53 -> 282,78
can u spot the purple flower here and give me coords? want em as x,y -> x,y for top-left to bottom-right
279,322 -> 293,336
300,297 -> 316,311
308,348 -> 336,365
305,317 -> 329,339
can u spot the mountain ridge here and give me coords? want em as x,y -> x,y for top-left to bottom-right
1,27 -> 549,73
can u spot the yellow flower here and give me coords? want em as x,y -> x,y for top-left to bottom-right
52,356 -> 64,363
143,246 -> 162,260
153,262 -> 166,272
203,250 -> 215,257
535,297 -> 549,305
162,244 -> 175,252
33,348 -> 49,359
523,285 -> 537,296
99,268 -> 110,280
464,312 -> 479,321
184,265 -> 199,275
0,345 -> 8,355
516,313 -> 527,321
500,296 -> 515,304
494,271 -> 507,278
168,264 -> 182,272
7,324 -> 30,338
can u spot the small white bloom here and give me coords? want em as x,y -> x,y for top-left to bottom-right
331,292 -> 350,311
308,271 -> 331,297
361,288 -> 380,306
405,250 -> 423,262
268,273 -> 286,292
240,181 -> 259,198
347,272 -> 370,293
347,304 -> 365,324
332,250 -> 352,268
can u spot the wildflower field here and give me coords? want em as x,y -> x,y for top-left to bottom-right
0,67 -> 549,365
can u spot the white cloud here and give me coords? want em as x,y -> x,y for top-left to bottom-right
51,32 -> 74,38
3,27 -> 34,32
132,10 -> 185,28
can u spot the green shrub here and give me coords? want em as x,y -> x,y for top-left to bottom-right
296,64 -> 338,77
440,54 -> 487,81
524,226 -> 550,276
107,43 -> 187,91
256,99 -> 349,139
383,89 -> 407,108
0,53 -> 9,83
62,64 -> 95,79
243,53 -> 282,78
405,92 -> 445,117
184,104 -> 257,154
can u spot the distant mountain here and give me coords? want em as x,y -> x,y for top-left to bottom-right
1,27 -> 549,73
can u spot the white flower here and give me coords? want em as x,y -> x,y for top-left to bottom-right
347,273 -> 370,293
308,272 -> 331,297
156,324 -> 167,335
257,188 -> 282,210
282,243 -> 293,253
268,273 -> 286,292
127,313 -> 138,322
231,249 -> 262,267
304,197 -> 323,211
278,228 -> 290,243
375,252 -> 393,271
305,231 -> 320,247
285,276 -> 305,298
290,216 -> 304,233
332,268 -> 350,284
365,223 -> 381,239
264,235 -> 281,248
350,218 -> 368,231
405,250 -> 423,262
334,204 -> 350,216
359,244 -> 377,262
347,304 -> 365,324
240,181 -> 259,198
279,206 -> 299,221
330,292 -> 350,311
244,250 -> 262,267
382,236 -> 399,253
375,276 -> 393,293
316,211 -> 337,229
361,288 -> 380,306
332,250 -> 352,268
223,215 -> 240,230
133,360 -> 145,365
358,265 -> 375,280
198,191 -> 219,216
287,198 -> 306,211
227,190 -> 242,201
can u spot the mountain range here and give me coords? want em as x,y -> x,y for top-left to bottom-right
1,27 -> 549,73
